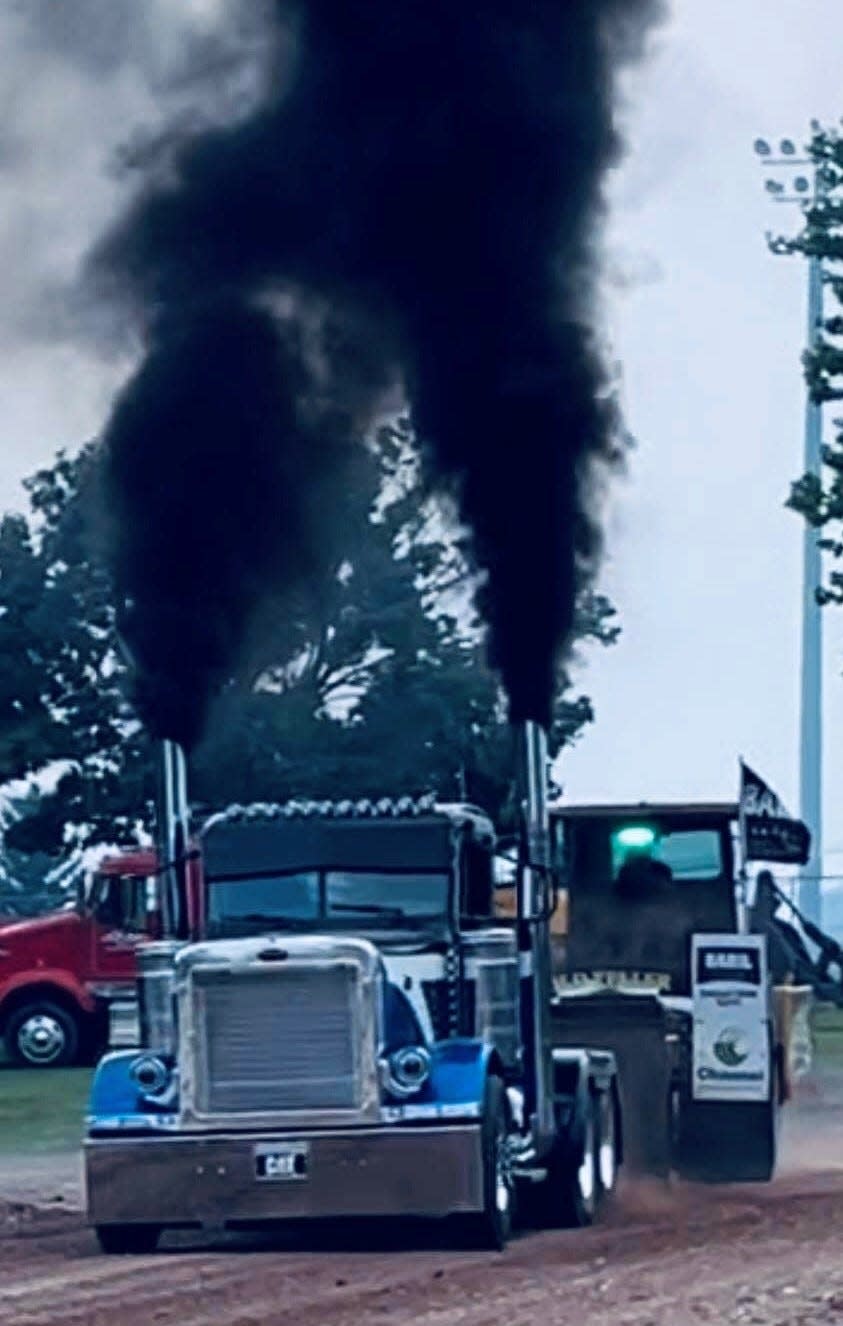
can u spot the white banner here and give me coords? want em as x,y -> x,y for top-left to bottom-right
691,934 -> 770,1103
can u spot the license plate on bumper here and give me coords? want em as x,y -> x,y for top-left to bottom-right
254,1141 -> 310,1181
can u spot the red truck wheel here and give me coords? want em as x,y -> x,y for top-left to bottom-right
4,1001 -> 80,1068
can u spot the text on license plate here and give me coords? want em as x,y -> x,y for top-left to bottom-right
254,1141 -> 309,1181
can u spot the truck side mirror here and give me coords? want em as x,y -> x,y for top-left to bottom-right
493,853 -> 517,887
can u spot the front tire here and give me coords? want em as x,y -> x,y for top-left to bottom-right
463,1075 -> 513,1250
4,1001 -> 80,1068
96,1224 -> 161,1255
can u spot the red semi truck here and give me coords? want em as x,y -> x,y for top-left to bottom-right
0,850 -> 160,1067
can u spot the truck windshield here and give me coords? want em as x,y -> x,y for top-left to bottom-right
207,872 -> 320,937
206,870 -> 449,938
325,871 -> 449,924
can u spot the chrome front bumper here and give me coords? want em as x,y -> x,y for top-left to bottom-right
85,1125 -> 483,1228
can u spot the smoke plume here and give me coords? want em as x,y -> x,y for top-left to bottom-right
95,0 -> 662,745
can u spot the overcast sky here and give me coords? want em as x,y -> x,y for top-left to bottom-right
560,0 -> 843,882
1,2 -> 842,868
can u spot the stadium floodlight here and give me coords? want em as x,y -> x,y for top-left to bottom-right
753,125 -> 826,926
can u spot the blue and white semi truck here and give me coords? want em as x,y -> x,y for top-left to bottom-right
83,724 -> 621,1252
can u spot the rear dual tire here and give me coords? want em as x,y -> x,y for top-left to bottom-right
532,1086 -> 618,1229
596,1085 -> 619,1197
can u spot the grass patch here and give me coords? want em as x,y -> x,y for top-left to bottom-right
0,1004 -> 839,1162
0,1068 -> 92,1155
812,1002 -> 843,1071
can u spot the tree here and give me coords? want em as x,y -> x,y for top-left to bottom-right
0,445 -> 155,857
777,124 -> 843,605
0,420 -> 620,878
190,417 -> 619,824
0,512 -> 63,780
341,585 -> 618,826
188,420 -> 451,806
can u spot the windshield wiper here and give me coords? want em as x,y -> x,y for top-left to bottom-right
329,902 -> 424,924
224,914 -> 314,929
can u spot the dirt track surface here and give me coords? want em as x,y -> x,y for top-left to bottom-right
2,1091 -> 843,1326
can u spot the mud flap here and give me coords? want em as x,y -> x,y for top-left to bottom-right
675,1095 -> 777,1183
550,993 -> 673,1177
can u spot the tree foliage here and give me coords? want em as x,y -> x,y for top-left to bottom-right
0,421 -> 620,873
0,445 -> 155,856
777,124 -> 843,606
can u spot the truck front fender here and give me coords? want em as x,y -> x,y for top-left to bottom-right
427,1039 -> 503,1113
0,970 -> 96,1024
89,1050 -> 145,1119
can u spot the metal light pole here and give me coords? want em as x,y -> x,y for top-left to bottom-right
754,133 -> 824,925
800,241 -> 824,927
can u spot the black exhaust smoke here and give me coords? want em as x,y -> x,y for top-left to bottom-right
94,0 -> 662,743
103,297 -> 371,747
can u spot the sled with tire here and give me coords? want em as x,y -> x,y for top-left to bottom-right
548,801 -> 795,1186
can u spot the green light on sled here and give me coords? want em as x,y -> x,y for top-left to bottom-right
614,825 -> 657,850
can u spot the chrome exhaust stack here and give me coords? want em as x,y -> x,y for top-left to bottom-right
137,940 -> 181,1058
157,738 -> 190,939
517,720 -> 557,1151
137,740 -> 190,1055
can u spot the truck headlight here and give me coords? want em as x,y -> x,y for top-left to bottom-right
385,1045 -> 431,1098
129,1054 -> 171,1098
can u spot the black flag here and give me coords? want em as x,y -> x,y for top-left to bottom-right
739,761 -> 811,866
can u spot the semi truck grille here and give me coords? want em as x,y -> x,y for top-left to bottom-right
193,963 -> 360,1115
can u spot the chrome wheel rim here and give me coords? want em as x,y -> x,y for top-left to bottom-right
495,1130 -> 512,1215
599,1096 -> 616,1192
578,1113 -> 596,1207
18,1013 -> 66,1065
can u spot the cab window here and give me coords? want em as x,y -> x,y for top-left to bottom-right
92,874 -> 149,931
610,827 -> 723,882
460,840 -> 495,924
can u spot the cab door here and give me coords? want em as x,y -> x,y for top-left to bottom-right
87,873 -> 150,989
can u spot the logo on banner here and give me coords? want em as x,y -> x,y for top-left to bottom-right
696,945 -> 761,986
713,1027 -> 750,1068
691,934 -> 769,1102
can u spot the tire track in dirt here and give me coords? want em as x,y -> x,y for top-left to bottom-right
4,1092 -> 843,1326
7,1174 -> 843,1326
